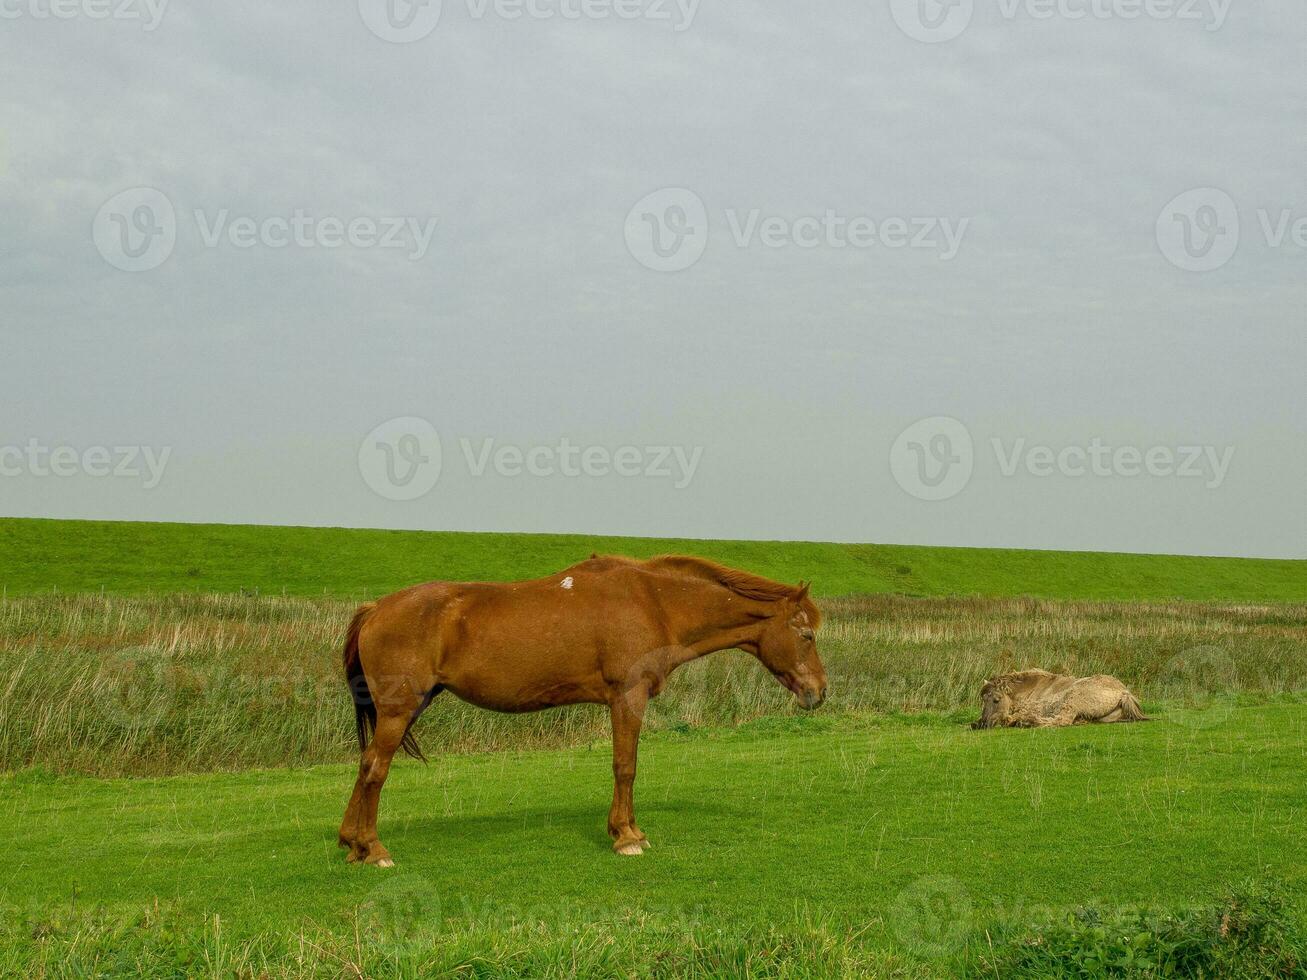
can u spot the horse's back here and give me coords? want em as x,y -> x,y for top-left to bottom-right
361,563 -> 665,713
1012,670 -> 1076,703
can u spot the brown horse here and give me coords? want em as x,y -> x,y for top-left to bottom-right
337,555 -> 827,865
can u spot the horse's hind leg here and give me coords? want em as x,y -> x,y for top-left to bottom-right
349,713 -> 410,867
340,683 -> 440,865
339,763 -> 370,861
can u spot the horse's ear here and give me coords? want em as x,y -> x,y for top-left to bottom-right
795,581 -> 811,602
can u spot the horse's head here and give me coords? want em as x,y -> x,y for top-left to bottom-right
972,677 -> 1012,729
752,583 -> 828,710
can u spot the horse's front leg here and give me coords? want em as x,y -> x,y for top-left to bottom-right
607,689 -> 649,855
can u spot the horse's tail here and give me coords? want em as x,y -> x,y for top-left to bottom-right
1118,690 -> 1149,722
344,602 -> 380,753
342,602 -> 427,761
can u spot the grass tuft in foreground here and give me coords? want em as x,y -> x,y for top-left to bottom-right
11,883 -> 1302,979
974,880 -> 1307,979
5,901 -> 930,979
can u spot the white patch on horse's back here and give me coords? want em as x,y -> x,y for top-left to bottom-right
561,576 -> 574,590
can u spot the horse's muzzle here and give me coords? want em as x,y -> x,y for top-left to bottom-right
799,686 -> 827,711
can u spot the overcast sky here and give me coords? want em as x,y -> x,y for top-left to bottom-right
2,0 -> 1304,558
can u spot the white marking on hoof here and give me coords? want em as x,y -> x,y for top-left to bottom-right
616,842 -> 643,856
374,858 -> 395,868
561,576 -> 574,590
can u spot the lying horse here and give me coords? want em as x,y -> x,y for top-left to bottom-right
338,555 -> 827,865
972,669 -> 1147,730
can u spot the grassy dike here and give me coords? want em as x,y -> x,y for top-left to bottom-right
2,517 -> 1305,601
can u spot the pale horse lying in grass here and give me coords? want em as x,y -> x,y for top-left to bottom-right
971,669 -> 1149,729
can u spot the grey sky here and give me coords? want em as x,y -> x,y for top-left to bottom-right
2,0 -> 1304,558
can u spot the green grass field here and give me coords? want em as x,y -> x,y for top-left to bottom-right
6,707 -> 1306,977
4,518 -> 1306,977
3,517 -> 1305,601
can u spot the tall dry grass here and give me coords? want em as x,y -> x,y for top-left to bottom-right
1,593 -> 1303,776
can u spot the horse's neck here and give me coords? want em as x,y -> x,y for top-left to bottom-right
660,577 -> 777,656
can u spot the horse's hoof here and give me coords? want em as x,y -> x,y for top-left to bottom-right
615,842 -> 644,856
361,843 -> 395,867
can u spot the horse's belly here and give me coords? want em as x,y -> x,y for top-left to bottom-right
439,641 -> 608,712
431,589 -> 655,712
445,677 -> 606,713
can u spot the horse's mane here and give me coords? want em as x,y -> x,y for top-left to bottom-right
629,554 -> 822,625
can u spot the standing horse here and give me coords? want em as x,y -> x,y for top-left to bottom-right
338,555 -> 827,864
